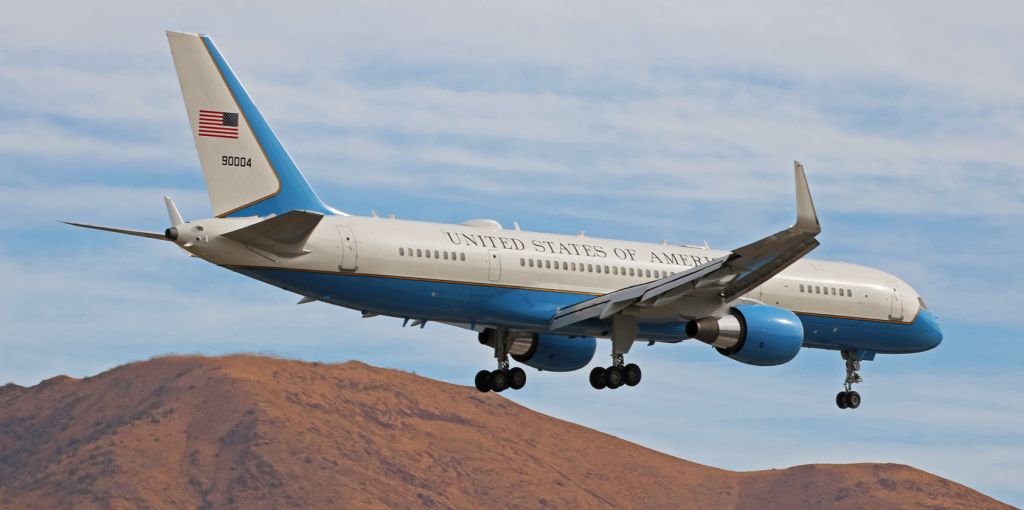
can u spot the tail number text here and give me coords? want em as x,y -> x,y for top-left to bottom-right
221,156 -> 252,167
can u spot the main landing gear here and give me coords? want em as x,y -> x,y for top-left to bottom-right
589,354 -> 642,390
475,329 -> 528,393
475,366 -> 526,393
590,316 -> 642,390
836,350 -> 863,410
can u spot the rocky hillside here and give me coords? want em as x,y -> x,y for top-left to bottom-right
0,355 -> 1012,509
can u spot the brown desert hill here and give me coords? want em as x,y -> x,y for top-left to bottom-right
0,355 -> 1012,510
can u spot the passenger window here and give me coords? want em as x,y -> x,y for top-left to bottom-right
545,260 -> 551,269
846,289 -> 852,297
416,249 -> 422,257
460,253 -> 465,261
520,258 -> 525,267
444,251 -> 450,260
571,262 -> 577,271
815,286 -> 820,294
604,265 -> 610,274
426,250 -> 431,259
645,269 -> 650,278
800,284 -> 805,292
831,288 -> 836,295
399,247 -> 405,256
433,250 -> 439,258
529,259 -> 534,267
612,267 -> 618,275
563,261 -> 568,270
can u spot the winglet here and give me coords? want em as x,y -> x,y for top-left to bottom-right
793,161 -> 820,234
164,196 -> 184,227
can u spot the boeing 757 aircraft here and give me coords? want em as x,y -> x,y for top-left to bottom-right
67,32 -> 942,409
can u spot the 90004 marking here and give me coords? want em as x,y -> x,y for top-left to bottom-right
221,156 -> 252,167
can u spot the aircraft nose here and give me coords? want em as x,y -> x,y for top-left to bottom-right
917,308 -> 943,351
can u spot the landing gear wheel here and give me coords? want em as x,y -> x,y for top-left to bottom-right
589,367 -> 607,390
623,363 -> 642,387
835,391 -> 848,409
475,370 -> 493,393
845,390 -> 861,409
509,367 -> 527,390
490,369 -> 510,392
604,366 -> 624,389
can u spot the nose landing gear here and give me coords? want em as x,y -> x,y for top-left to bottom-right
836,350 -> 863,409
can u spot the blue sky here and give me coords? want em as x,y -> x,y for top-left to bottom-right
2,1 -> 1022,505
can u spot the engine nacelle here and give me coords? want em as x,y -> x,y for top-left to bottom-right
480,331 -> 596,372
685,305 -> 804,366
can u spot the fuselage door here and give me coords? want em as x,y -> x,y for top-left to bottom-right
887,280 -> 903,321
337,225 -> 358,271
488,249 -> 501,282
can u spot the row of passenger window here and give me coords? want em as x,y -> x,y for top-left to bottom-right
399,247 -> 466,261
800,284 -> 852,297
521,257 -> 674,279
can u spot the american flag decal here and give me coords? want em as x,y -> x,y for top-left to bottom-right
198,109 -> 240,139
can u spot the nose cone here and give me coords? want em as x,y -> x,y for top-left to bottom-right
916,308 -> 943,351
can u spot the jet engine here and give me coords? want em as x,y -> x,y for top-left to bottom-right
480,331 -> 597,372
685,305 -> 804,366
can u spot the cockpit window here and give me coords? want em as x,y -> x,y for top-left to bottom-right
919,297 -> 929,310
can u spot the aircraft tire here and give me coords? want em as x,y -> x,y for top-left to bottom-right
475,370 -> 493,393
836,391 -> 849,409
589,367 -> 607,390
509,367 -> 527,390
604,366 -> 624,389
623,363 -> 642,386
490,369 -> 511,392
846,391 -> 861,409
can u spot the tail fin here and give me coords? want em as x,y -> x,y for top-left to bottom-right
166,31 -> 339,218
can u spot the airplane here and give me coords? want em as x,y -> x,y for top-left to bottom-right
66,31 -> 943,410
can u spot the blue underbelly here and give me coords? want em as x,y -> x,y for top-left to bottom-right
798,311 -> 942,354
230,267 -> 939,353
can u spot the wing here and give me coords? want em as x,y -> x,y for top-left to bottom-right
550,162 -> 819,331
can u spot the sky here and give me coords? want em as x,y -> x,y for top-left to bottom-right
1,0 -> 1022,505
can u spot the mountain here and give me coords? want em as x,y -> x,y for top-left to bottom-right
0,355 -> 1012,509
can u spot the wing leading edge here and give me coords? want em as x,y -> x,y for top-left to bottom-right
550,162 -> 820,331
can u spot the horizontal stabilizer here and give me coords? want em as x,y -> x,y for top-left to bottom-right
222,210 -> 323,255
63,221 -> 167,241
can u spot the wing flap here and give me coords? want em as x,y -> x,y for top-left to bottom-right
549,257 -> 728,330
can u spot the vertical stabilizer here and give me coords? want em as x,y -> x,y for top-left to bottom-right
166,31 -> 338,217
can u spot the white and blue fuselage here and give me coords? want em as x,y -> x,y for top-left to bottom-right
180,214 -> 941,355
